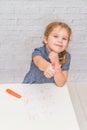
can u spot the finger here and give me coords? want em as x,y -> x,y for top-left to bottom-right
44,71 -> 53,78
51,62 -> 55,69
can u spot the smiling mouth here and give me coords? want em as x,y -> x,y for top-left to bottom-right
55,44 -> 63,47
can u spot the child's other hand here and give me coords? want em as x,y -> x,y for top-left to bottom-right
44,64 -> 55,78
49,51 -> 59,64
49,51 -> 61,71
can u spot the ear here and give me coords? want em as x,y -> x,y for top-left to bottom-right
43,36 -> 48,44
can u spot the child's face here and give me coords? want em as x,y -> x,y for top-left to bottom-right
44,27 -> 69,53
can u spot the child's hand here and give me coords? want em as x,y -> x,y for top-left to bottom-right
49,51 -> 59,64
44,64 -> 55,78
49,51 -> 61,72
44,51 -> 61,78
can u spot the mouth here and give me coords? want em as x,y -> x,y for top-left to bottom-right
55,44 -> 63,47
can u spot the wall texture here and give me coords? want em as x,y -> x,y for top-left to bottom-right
0,0 -> 87,83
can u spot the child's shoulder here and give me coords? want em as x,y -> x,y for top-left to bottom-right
33,45 -> 46,52
34,44 -> 45,50
32,45 -> 47,57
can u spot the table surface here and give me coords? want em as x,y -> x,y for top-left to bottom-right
0,83 -> 80,130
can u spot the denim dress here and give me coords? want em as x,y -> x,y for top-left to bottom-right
23,45 -> 71,84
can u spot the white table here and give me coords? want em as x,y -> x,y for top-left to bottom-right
0,83 -> 80,130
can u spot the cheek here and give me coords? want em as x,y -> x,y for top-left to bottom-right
49,39 -> 56,45
64,42 -> 68,48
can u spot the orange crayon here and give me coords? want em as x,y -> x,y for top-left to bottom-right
6,88 -> 22,99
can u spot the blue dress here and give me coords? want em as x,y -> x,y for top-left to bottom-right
23,45 -> 71,84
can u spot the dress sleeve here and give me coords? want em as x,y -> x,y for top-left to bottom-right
62,52 -> 71,71
32,48 -> 43,58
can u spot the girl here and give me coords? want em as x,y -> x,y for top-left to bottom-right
23,21 -> 72,87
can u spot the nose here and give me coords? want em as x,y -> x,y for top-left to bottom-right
57,37 -> 63,43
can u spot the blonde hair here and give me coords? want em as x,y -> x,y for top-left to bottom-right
44,21 -> 72,65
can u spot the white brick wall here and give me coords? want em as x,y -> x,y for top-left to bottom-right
0,0 -> 87,83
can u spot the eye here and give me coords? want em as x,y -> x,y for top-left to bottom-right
63,37 -> 67,40
54,35 -> 58,38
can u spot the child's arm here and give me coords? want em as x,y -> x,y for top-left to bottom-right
53,63 -> 68,87
33,53 -> 68,87
33,55 -> 55,78
49,51 -> 68,87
